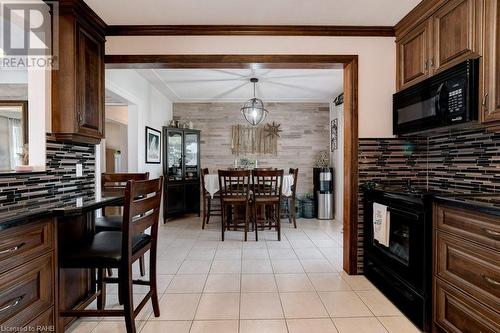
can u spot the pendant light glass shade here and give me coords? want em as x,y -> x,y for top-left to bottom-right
241,78 -> 268,126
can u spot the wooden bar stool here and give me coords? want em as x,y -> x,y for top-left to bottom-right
218,169 -> 253,241
201,168 -> 221,229
98,172 -> 149,277
252,169 -> 284,241
60,177 -> 163,333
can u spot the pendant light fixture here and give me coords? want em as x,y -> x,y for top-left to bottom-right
241,77 -> 268,126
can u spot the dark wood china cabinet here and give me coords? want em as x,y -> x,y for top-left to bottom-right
163,127 -> 201,220
51,0 -> 106,144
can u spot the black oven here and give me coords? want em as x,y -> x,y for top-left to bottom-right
393,59 -> 479,135
364,188 -> 433,332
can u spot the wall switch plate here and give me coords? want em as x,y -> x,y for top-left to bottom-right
76,163 -> 83,177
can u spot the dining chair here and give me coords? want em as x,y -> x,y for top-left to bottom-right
252,169 -> 284,241
218,169 -> 252,241
287,168 -> 299,228
201,168 -> 221,229
98,172 -> 150,277
60,177 -> 163,333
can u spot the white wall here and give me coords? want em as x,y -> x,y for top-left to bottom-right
103,69 -> 173,219
0,70 -> 28,84
106,36 -> 396,138
105,69 -> 173,177
27,68 -> 50,168
104,120 -> 128,172
106,105 -> 129,124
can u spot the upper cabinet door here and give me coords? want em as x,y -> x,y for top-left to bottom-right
481,0 -> 500,123
397,20 -> 432,90
76,24 -> 105,138
432,0 -> 481,73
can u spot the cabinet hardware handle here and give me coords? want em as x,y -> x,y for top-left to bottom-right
0,242 -> 25,255
78,112 -> 84,125
481,273 -> 500,286
424,60 -> 429,71
431,57 -> 435,67
483,227 -> 500,239
482,92 -> 489,110
0,296 -> 24,313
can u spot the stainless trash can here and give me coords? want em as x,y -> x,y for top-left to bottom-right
315,168 -> 334,220
318,192 -> 334,219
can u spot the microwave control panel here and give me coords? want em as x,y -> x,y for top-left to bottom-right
446,78 -> 466,122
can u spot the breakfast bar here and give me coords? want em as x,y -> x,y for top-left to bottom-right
0,195 -> 123,332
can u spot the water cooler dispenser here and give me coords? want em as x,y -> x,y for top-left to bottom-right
313,167 -> 334,220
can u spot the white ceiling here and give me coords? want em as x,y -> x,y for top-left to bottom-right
134,68 -> 344,103
84,0 -> 421,26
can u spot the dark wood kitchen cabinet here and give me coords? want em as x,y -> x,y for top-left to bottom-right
432,203 -> 500,333
481,0 -> 500,123
0,219 -> 55,331
395,0 -> 482,90
397,20 -> 432,90
163,127 -> 201,220
396,0 -> 500,125
431,0 -> 481,73
51,0 -> 106,144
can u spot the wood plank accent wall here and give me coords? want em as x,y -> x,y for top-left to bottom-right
173,102 -> 330,195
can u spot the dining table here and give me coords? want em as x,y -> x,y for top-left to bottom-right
204,172 -> 295,198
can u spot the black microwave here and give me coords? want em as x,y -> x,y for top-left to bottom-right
393,59 -> 479,135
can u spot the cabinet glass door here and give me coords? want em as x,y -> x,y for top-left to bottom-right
167,131 -> 183,181
184,132 -> 199,180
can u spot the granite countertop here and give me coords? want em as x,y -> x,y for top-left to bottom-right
433,193 -> 500,217
0,196 -> 123,231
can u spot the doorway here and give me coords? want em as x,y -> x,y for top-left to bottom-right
105,55 -> 360,275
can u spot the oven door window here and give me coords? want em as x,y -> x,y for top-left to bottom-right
373,210 -> 415,267
387,220 -> 410,266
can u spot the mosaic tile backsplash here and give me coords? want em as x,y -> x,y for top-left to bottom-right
0,140 -> 95,216
356,127 -> 500,272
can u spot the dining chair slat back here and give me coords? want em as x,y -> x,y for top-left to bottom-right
218,170 -> 251,199
218,169 -> 252,241
201,168 -> 221,229
287,168 -> 299,228
252,169 -> 284,198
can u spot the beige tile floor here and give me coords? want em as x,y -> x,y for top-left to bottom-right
67,216 -> 421,333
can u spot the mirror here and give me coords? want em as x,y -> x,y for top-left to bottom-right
0,101 -> 28,171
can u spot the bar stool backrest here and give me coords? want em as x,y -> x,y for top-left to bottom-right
121,177 -> 163,261
102,172 -> 150,196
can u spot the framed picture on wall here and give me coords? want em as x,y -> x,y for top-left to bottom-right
145,126 -> 161,164
331,119 -> 338,151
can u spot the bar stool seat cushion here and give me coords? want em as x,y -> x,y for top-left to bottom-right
95,216 -> 123,231
61,231 -> 151,269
